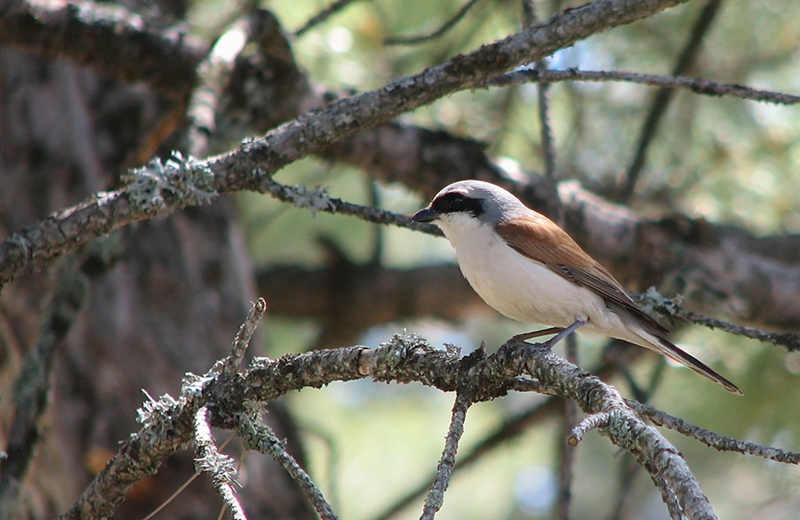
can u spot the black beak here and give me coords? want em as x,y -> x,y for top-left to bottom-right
411,207 -> 439,223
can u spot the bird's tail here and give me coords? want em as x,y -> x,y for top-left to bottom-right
630,329 -> 742,395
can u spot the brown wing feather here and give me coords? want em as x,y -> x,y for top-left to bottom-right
495,215 -> 669,336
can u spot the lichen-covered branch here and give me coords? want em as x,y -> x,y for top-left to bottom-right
194,406 -> 247,520
239,416 -> 339,520
62,326 -> 800,520
0,0 -> 691,289
628,400 -> 800,464
420,393 -> 471,520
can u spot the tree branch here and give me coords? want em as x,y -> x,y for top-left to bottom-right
420,393 -> 472,520
295,0 -> 362,37
0,254 -> 88,516
60,323 -> 785,519
194,406 -> 247,520
0,0 -> 692,289
0,0 -> 205,99
239,416 -> 339,520
628,400 -> 800,463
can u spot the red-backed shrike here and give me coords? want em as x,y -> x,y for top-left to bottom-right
412,180 -> 741,394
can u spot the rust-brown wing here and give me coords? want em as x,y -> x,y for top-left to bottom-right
495,215 -> 669,336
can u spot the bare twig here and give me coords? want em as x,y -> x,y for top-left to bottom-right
628,400 -> 800,464
224,298 -> 268,375
619,0 -> 723,201
420,393 -> 472,520
385,0 -> 482,46
295,0 -> 361,37
518,0 -> 563,241
608,454 -> 640,520
484,68 -> 800,105
239,416 -> 339,520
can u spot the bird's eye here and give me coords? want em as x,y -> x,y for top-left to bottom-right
445,194 -> 465,212
431,192 -> 483,217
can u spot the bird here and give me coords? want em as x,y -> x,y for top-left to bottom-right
411,179 -> 741,394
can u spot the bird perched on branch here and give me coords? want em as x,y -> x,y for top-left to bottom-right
412,179 -> 741,394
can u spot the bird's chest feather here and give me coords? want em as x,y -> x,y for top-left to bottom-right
440,218 -> 603,327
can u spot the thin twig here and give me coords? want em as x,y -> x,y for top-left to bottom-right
295,0 -> 361,37
259,178 -> 442,236
483,68 -> 800,105
224,298 -> 268,375
619,0 -> 723,201
194,407 -> 247,520
635,291 -> 800,352
420,393 -> 472,520
567,413 -> 611,446
521,0 -> 536,28
608,454 -> 640,520
522,0 -> 563,236
239,416 -> 339,520
385,0 -> 481,45
141,433 -> 238,520
628,400 -> 800,464
538,73 -> 559,185
558,335 -> 579,520
370,397 -> 560,520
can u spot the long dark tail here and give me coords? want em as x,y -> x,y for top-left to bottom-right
632,329 -> 742,395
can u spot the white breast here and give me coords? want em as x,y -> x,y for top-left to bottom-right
437,213 -> 630,337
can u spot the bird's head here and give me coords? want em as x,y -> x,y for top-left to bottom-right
412,180 -> 529,241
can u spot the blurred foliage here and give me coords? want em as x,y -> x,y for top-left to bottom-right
188,0 -> 800,518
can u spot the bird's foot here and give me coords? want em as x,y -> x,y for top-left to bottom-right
507,320 -> 586,352
511,327 -> 565,344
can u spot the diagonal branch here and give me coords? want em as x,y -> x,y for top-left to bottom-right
239,416 -> 339,520
628,400 -> 800,463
